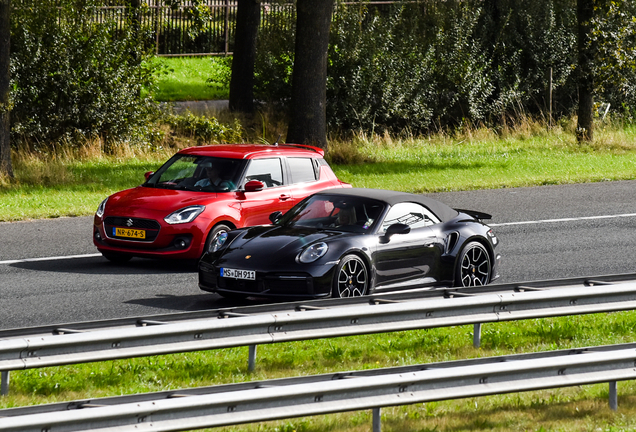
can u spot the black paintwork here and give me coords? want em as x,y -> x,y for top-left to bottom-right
199,188 -> 500,299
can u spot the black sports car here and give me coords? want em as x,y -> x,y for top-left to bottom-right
199,188 -> 500,299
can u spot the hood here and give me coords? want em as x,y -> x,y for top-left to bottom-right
106,186 -> 217,216
220,225 -> 348,260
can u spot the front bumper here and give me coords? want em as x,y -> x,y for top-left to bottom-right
198,261 -> 335,299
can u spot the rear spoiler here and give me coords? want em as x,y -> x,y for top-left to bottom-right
278,143 -> 325,157
455,209 -> 492,221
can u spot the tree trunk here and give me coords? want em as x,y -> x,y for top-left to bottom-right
577,0 -> 594,142
286,0 -> 334,149
0,0 -> 13,178
229,0 -> 260,113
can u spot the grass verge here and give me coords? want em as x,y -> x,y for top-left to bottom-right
2,121 -> 636,221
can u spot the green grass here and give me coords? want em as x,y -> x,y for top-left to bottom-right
149,56 -> 231,102
2,124 -> 636,221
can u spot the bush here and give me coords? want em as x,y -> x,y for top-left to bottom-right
10,0 -> 161,147
164,112 -> 244,144
254,0 -> 636,135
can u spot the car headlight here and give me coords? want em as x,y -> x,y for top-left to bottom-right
209,231 -> 228,253
96,197 -> 109,218
298,242 -> 329,263
164,205 -> 206,225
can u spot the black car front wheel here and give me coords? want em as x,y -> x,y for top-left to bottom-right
333,254 -> 368,298
455,241 -> 491,287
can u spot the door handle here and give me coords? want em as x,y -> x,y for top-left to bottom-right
279,194 -> 291,201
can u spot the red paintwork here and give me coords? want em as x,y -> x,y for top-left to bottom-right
93,144 -> 349,260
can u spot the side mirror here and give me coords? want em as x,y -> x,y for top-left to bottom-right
381,223 -> 410,243
244,180 -> 265,192
269,211 -> 283,224
144,171 -> 154,181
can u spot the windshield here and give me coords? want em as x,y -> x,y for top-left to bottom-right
278,194 -> 386,233
145,154 -> 247,192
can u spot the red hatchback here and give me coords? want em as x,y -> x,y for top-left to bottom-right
93,144 -> 350,262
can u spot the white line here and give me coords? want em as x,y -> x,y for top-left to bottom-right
0,253 -> 102,265
490,212 -> 636,227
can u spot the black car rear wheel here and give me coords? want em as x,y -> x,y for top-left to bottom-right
455,241 -> 491,287
333,254 -> 368,298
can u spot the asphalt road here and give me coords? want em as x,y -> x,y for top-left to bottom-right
1,180 -> 635,330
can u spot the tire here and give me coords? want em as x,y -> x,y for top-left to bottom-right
203,223 -> 232,257
332,254 -> 369,298
455,241 -> 491,287
102,252 -> 132,263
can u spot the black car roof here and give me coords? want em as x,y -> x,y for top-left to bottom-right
316,188 -> 459,222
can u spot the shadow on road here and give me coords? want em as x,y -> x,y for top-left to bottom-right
123,292 -> 258,312
8,256 -> 199,275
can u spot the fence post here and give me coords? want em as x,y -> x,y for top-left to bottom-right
1,371 -> 9,396
372,407 -> 381,432
609,381 -> 618,411
248,344 -> 257,371
224,0 -> 230,55
473,323 -> 482,348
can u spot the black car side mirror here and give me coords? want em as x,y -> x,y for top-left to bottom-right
381,223 -> 411,243
269,211 -> 283,224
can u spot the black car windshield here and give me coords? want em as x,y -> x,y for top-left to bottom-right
278,194 -> 386,233
145,154 -> 247,192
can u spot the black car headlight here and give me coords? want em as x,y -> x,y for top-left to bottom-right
96,197 -> 109,218
298,242 -> 329,263
209,231 -> 229,253
164,205 -> 205,225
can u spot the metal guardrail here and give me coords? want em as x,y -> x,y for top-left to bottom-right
2,342 -> 636,431
1,273 -> 636,396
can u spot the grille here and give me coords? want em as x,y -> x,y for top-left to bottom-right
104,217 -> 161,230
104,217 -> 160,242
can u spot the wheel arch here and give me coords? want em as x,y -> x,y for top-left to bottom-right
336,248 -> 375,294
453,235 -> 496,284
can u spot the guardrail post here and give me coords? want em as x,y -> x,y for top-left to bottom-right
248,345 -> 257,372
473,323 -> 482,348
609,381 -> 618,411
1,371 -> 9,396
372,407 -> 381,432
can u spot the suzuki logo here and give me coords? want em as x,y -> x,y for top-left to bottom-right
126,219 -> 134,227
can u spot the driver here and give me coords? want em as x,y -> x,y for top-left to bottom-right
334,207 -> 356,226
195,164 -> 231,189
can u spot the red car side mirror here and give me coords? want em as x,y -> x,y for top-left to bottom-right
144,171 -> 154,181
244,180 -> 265,192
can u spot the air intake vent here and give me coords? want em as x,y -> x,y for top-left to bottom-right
446,232 -> 459,254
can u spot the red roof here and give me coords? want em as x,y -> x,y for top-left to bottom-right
178,144 -> 325,159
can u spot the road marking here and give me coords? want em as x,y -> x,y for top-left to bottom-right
490,212 -> 636,227
0,253 -> 102,265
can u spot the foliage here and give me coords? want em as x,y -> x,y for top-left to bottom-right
590,0 -> 636,116
164,112 -> 244,144
254,0 -> 636,135
10,0 -> 161,148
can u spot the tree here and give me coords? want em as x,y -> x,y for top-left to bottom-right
286,0 -> 334,149
229,0 -> 261,113
577,0 -> 594,142
0,0 -> 12,178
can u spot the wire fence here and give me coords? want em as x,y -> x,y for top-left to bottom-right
12,1 -> 400,56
